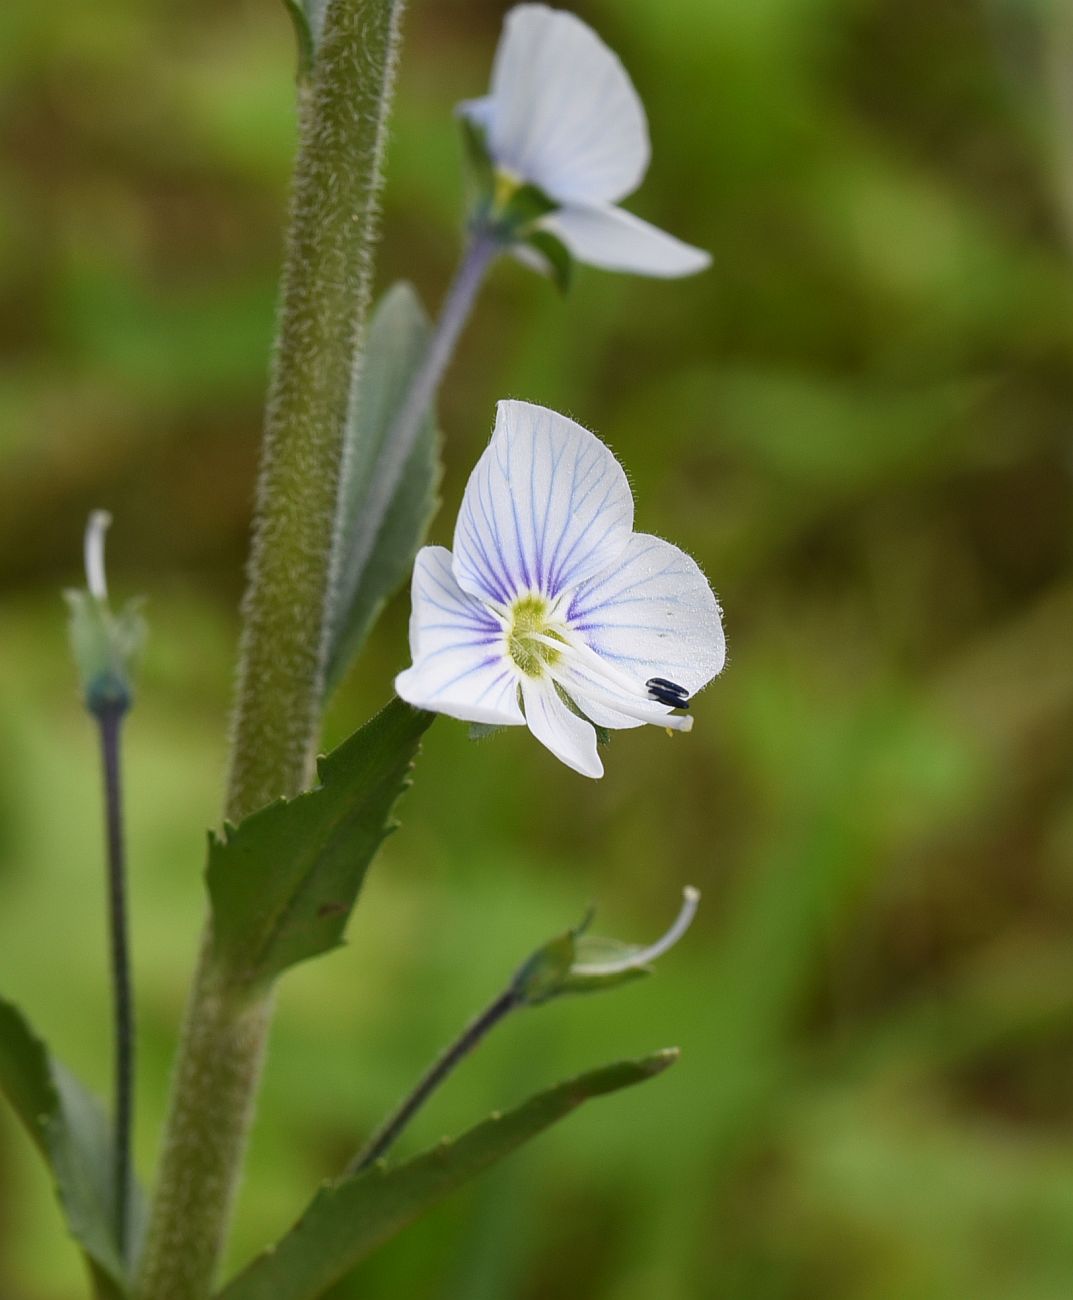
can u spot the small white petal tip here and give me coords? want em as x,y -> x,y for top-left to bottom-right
84,510 -> 113,601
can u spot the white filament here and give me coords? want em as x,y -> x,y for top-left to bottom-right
529,631 -> 693,731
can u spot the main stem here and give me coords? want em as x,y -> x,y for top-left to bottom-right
347,987 -> 518,1174
96,702 -> 133,1261
137,3 -> 406,1296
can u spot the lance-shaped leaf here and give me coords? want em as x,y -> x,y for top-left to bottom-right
215,1050 -> 677,1300
326,283 -> 441,690
282,0 -> 330,78
207,698 -> 432,988
0,998 -> 145,1299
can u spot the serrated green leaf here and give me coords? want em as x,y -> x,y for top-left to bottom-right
215,1050 -> 678,1300
207,698 -> 432,988
326,283 -> 441,690
0,998 -> 145,1297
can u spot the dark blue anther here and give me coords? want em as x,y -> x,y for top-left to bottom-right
646,677 -> 690,708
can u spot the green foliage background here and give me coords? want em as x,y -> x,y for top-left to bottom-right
2,0 -> 1072,1296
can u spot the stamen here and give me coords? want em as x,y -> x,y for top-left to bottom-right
535,634 -> 654,702
646,677 -> 691,708
530,633 -> 694,730
84,510 -> 112,601
547,665 -> 693,732
571,887 -> 701,976
507,594 -> 563,677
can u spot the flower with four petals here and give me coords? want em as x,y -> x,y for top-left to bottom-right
459,4 -> 711,278
396,401 -> 725,777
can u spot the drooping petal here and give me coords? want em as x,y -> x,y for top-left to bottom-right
452,400 -> 634,606
542,203 -> 711,278
483,5 -> 650,205
456,95 -> 495,132
568,532 -> 725,698
521,677 -> 603,778
395,547 -> 523,726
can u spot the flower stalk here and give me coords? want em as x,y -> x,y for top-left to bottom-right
345,888 -> 699,1174
67,510 -> 142,1266
348,987 -> 519,1174
341,223 -> 499,594
137,2 -> 407,1296
96,699 -> 134,1261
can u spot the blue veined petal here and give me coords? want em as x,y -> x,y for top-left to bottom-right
395,547 -> 524,726
541,203 -> 712,278
452,401 -> 634,607
567,532 -> 726,696
482,5 -> 650,205
520,677 -> 603,779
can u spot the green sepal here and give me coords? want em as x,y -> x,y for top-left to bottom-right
556,936 -> 654,997
326,283 -> 442,690
467,722 -> 504,742
0,998 -> 146,1297
459,117 -> 496,213
511,926 -> 579,1006
512,910 -> 662,1006
498,183 -> 557,229
521,230 -> 574,294
214,1051 -> 678,1300
65,591 -> 145,716
207,698 -> 432,989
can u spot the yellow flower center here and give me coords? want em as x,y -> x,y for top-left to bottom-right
507,595 -> 563,678
492,168 -> 523,215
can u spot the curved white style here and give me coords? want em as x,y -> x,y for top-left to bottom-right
395,401 -> 726,777
459,4 -> 711,278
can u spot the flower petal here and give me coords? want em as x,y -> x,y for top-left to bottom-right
456,95 -> 495,132
483,5 -> 649,205
452,400 -> 634,606
568,532 -> 726,697
521,678 -> 603,778
395,547 -> 523,726
542,203 -> 711,278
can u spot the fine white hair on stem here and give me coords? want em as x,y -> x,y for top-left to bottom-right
84,510 -> 113,601
572,886 -> 701,975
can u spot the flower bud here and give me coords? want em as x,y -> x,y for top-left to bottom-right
65,511 -> 145,716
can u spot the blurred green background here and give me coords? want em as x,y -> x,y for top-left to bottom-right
2,0 -> 1073,1296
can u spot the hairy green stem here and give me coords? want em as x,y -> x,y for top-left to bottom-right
137,3 -> 406,1296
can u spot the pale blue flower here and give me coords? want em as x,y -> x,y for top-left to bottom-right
395,401 -> 725,777
459,4 -> 711,279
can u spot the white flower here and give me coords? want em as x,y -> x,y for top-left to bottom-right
395,401 -> 725,778
459,4 -> 710,279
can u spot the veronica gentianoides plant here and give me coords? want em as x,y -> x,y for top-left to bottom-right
1,5 -> 725,1300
